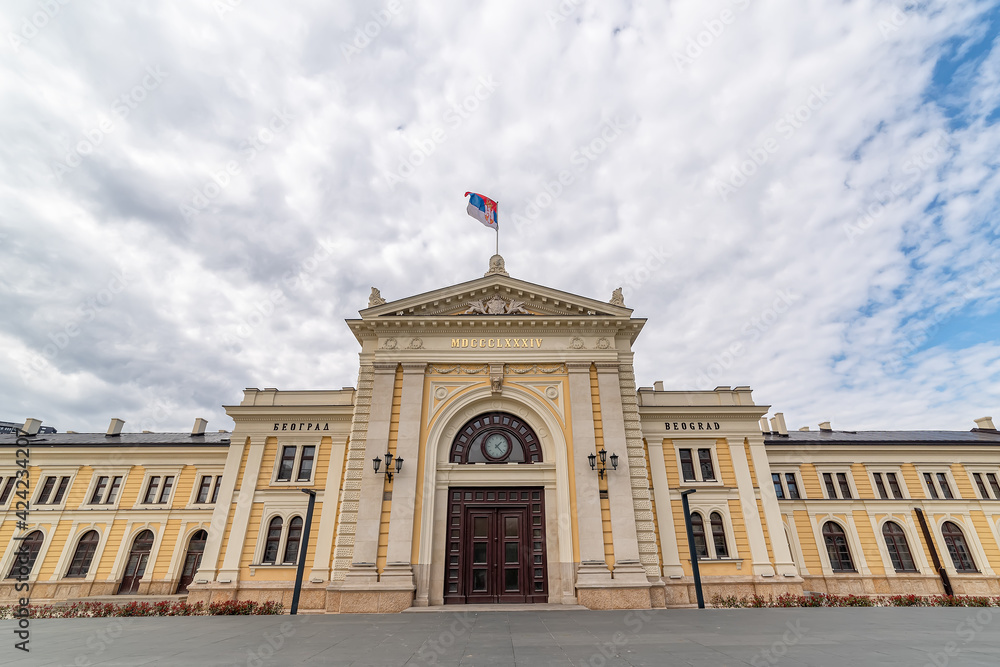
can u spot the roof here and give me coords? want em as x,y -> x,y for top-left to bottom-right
0,432 -> 231,447
764,430 -> 1000,446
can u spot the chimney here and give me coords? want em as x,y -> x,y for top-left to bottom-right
106,418 -> 125,437
20,418 -> 42,436
759,418 -> 770,433
191,418 -> 208,437
819,421 -> 832,432
974,416 -> 996,431
653,381 -> 664,391
769,412 -> 788,436
799,426 -> 810,431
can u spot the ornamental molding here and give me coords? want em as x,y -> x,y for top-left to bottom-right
427,364 -> 490,375
505,363 -> 566,375
463,295 -> 531,316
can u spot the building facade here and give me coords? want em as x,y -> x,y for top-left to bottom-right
2,256 -> 999,611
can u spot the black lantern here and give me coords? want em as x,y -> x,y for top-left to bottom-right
589,447 -> 618,479
373,452 -> 404,481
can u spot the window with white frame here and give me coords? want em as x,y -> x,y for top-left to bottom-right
922,472 -> 956,500
35,475 -> 72,506
689,510 -> 731,559
870,471 -> 906,499
194,475 -> 224,504
273,445 -> 317,483
259,515 -> 304,565
88,475 -> 124,505
0,476 -> 16,506
141,475 -> 175,504
677,447 -> 717,483
820,471 -> 855,499
970,471 -> 1000,500
771,471 -> 802,499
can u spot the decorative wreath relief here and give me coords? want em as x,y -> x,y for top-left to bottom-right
383,337 -> 397,350
408,337 -> 423,349
596,337 -> 612,349
434,386 -> 449,400
544,386 -> 559,400
569,337 -> 585,349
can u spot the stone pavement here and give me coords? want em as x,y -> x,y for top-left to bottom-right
4,607 -> 1000,666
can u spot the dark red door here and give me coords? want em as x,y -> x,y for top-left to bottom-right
117,530 -> 153,595
176,530 -> 207,594
445,487 -> 548,604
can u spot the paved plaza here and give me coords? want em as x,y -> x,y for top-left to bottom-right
4,607 -> 1000,666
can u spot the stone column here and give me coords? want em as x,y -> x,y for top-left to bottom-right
645,439 -> 684,578
567,362 -> 612,585
595,363 -> 647,585
728,440 -> 775,576
217,436 -> 267,583
343,362 -> 397,586
308,436 -> 348,583
747,437 -> 798,577
192,435 -> 247,584
382,363 -> 427,588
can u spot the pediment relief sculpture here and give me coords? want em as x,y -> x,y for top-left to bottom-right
463,296 -> 531,316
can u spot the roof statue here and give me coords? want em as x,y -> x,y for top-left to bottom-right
610,287 -> 625,307
368,287 -> 386,307
484,253 -> 509,277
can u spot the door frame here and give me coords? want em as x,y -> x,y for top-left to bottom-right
117,530 -> 154,595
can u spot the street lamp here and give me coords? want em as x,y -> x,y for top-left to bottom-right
587,448 -> 618,479
372,452 -> 404,481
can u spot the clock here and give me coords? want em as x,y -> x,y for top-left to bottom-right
483,433 -> 510,459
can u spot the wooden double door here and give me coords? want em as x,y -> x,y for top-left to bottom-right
444,487 -> 548,604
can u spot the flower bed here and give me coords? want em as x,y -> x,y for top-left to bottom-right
0,599 -> 284,619
711,593 -> 1000,608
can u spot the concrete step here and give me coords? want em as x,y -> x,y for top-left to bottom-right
403,603 -> 589,612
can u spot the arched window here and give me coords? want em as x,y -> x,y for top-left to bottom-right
941,521 -> 977,572
690,512 -> 709,558
822,522 -> 855,572
283,516 -> 303,564
710,512 -> 729,558
449,412 -> 542,464
6,531 -> 44,579
882,522 -> 917,572
66,530 -> 100,578
262,517 -> 283,564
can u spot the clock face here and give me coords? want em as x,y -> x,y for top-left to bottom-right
483,433 -> 510,459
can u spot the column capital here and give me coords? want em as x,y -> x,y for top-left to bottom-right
594,362 -> 620,374
566,361 -> 593,373
373,362 -> 398,374
399,362 -> 427,374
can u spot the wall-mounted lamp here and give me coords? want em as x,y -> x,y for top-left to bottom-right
372,452 -> 404,481
587,448 -> 618,479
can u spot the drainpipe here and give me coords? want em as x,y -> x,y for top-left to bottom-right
914,507 -> 953,596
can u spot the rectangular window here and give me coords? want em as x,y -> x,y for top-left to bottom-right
837,473 -> 853,499
785,473 -> 801,499
698,449 -> 716,481
772,473 -> 785,499
51,477 -> 71,505
974,473 -> 989,499
679,449 -> 696,481
196,476 -> 213,503
0,477 -> 14,504
823,473 -> 837,499
90,476 -> 109,504
277,446 -> 296,481
143,477 -> 161,504
886,473 -> 903,499
37,476 -> 57,504
158,476 -> 174,503
936,473 -> 954,499
873,473 -> 889,499
106,476 -> 122,503
211,476 -> 223,503
988,474 -> 1000,499
924,473 -> 939,499
297,446 -> 316,482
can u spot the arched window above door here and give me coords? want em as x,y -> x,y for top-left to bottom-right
449,412 -> 542,464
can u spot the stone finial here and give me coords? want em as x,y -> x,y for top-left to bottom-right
609,287 -> 625,307
368,287 -> 386,307
485,254 -> 509,277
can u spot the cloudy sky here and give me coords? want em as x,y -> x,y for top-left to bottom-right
2,0 -> 998,434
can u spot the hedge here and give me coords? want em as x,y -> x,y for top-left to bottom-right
0,599 -> 284,619
711,593 -> 1000,608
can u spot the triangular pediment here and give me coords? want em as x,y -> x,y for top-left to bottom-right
359,272 -> 633,320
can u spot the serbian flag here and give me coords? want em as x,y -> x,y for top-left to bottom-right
464,192 -> 498,230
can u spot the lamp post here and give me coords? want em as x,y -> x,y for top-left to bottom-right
372,452 -> 404,481
587,448 -> 619,479
680,489 -> 705,609
290,489 -> 316,615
